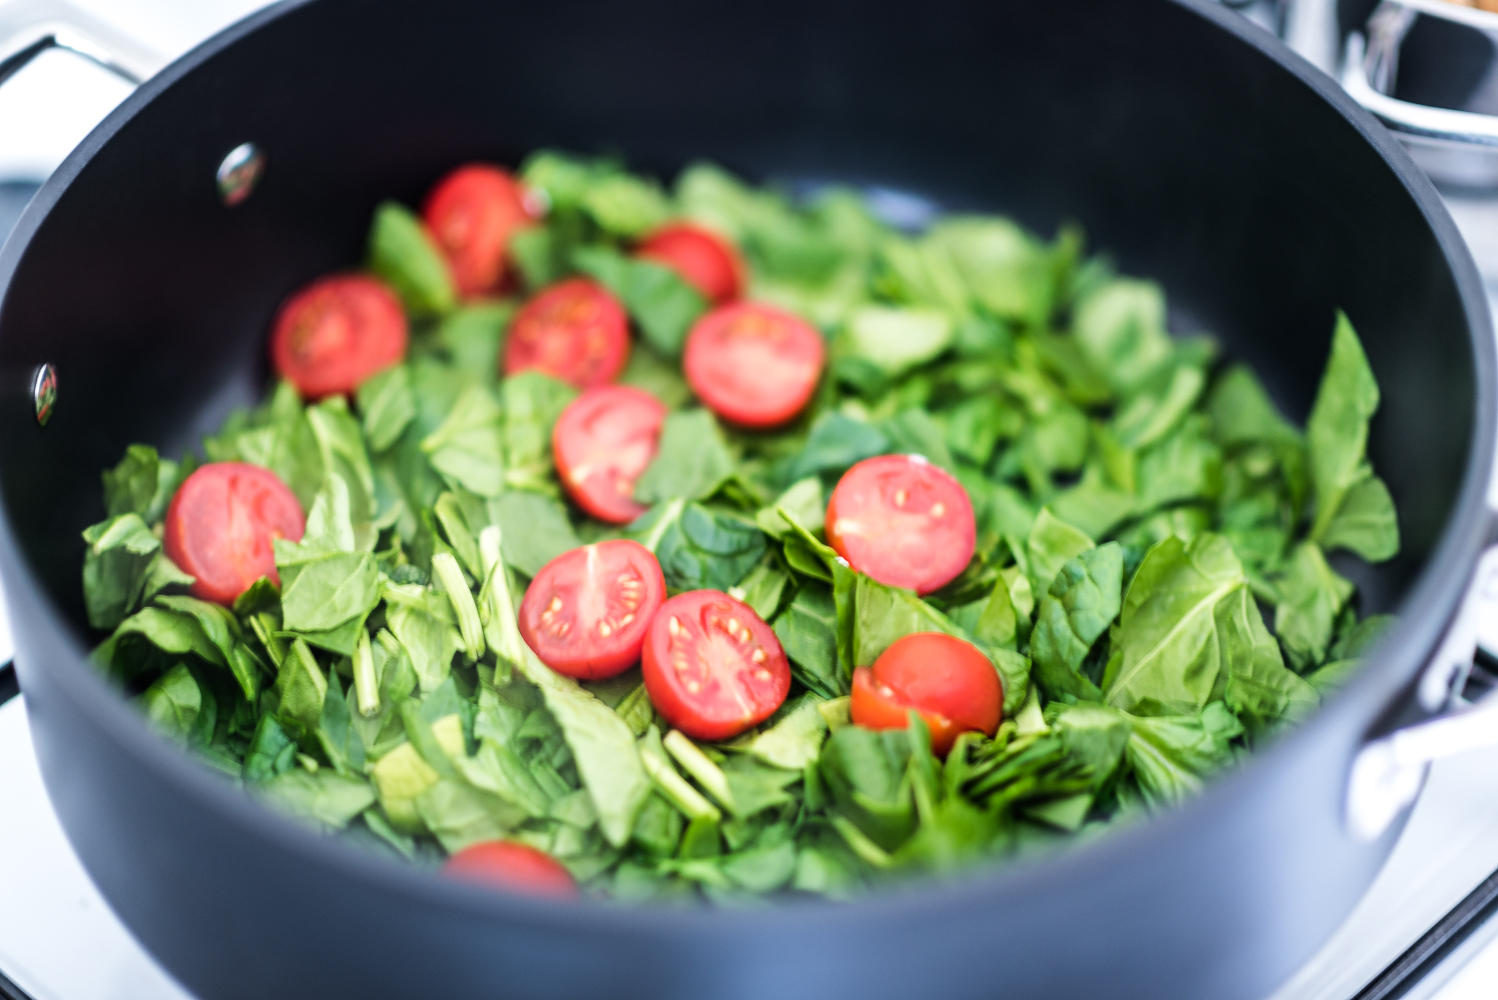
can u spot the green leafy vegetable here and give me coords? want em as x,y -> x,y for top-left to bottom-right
772,583 -> 845,699
138,663 -> 202,743
501,372 -> 577,494
357,365 -> 417,453
1030,543 -> 1122,702
652,504 -> 766,593
491,490 -> 580,577
368,201 -> 456,316
1025,508 -> 1095,596
841,306 -> 953,378
1307,313 -> 1399,561
634,410 -> 735,504
421,384 -> 506,497
1273,542 -> 1354,671
1107,534 -> 1243,716
779,413 -> 889,484
573,246 -> 707,357
83,153 -> 1401,905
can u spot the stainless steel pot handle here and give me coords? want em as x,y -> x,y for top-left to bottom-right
1340,0 -> 1498,149
1347,540 -> 1498,841
0,0 -> 166,90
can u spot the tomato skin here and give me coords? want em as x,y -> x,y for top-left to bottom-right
641,590 -> 791,741
422,164 -> 538,298
636,223 -> 745,303
503,278 -> 630,389
851,667 -> 960,754
441,841 -> 579,898
162,463 -> 306,606
270,274 -> 408,399
826,454 -> 976,595
518,540 -> 666,680
552,386 -> 667,524
851,633 -> 1002,756
683,302 -> 824,428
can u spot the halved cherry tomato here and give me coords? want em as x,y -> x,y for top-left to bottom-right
162,463 -> 305,606
270,273 -> 407,399
441,841 -> 579,899
827,454 -> 976,595
851,632 -> 1002,756
641,590 -> 790,741
683,302 -> 824,428
422,164 -> 539,298
519,540 -> 666,680
552,386 -> 666,524
503,278 -> 630,389
635,223 -> 745,304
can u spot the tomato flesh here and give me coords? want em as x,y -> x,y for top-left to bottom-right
851,632 -> 1002,756
270,274 -> 408,399
441,841 -> 578,898
636,223 -> 744,303
162,463 -> 306,606
422,164 -> 538,298
552,386 -> 667,524
683,302 -> 824,428
641,590 -> 791,741
519,540 -> 666,680
827,454 -> 976,594
504,278 -> 630,389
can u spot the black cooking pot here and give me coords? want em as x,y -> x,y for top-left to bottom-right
0,1 -> 1492,998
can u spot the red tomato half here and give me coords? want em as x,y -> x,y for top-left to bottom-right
636,223 -> 745,304
851,632 -> 1002,756
683,302 -> 824,428
552,386 -> 667,524
422,164 -> 539,298
827,454 -> 976,595
641,590 -> 790,741
503,278 -> 630,389
441,841 -> 579,899
519,540 -> 666,680
162,463 -> 306,606
270,273 -> 408,399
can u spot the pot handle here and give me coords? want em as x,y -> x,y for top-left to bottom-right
1340,0 -> 1498,149
1346,540 -> 1498,841
0,0 -> 166,91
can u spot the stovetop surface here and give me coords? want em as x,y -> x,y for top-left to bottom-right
4,3 -> 1498,999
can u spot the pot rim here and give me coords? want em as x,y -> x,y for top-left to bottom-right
0,0 -> 1492,937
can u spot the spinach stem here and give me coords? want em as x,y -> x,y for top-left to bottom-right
663,730 -> 735,812
640,745 -> 720,822
352,628 -> 380,718
432,552 -> 485,658
640,497 -> 686,554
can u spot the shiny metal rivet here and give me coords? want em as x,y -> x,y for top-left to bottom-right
216,143 -> 265,207
31,364 -> 56,426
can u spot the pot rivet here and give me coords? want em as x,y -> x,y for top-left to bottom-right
31,364 -> 56,426
217,143 -> 265,207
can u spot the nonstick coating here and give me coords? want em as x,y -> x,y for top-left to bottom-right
0,1 -> 1492,999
